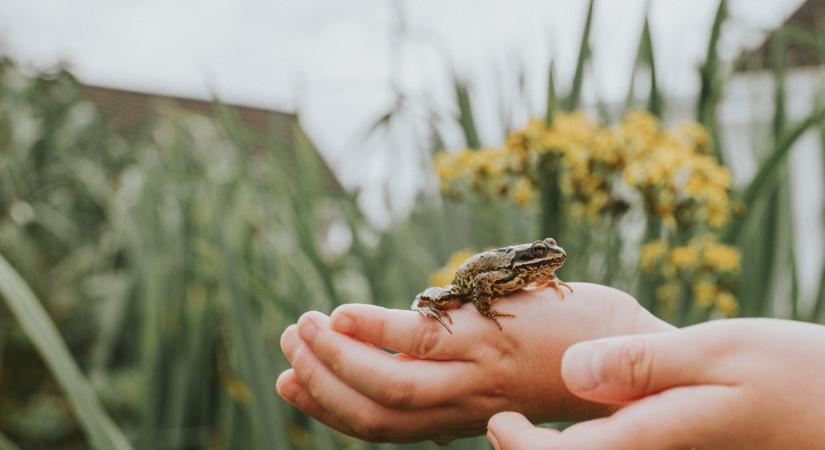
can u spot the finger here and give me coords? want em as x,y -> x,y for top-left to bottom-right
329,303 -> 479,360
275,369 -> 357,435
279,324 -> 300,363
553,385 -> 741,450
561,324 -> 735,403
298,311 -> 477,408
289,334 -> 477,442
487,412 -> 560,450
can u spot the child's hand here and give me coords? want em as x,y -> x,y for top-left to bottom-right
277,283 -> 673,443
487,318 -> 825,450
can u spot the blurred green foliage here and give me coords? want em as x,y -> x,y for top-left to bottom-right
2,1 -> 825,448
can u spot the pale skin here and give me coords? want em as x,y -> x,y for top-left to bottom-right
276,282 -> 674,443
487,318 -> 825,450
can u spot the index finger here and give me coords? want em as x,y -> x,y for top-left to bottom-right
329,303 -> 482,360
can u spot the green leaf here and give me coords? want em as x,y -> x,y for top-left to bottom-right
725,105 -> 825,242
545,61 -> 557,126
0,431 -> 22,450
565,0 -> 594,110
626,16 -> 663,116
697,0 -> 727,125
454,79 -> 480,149
0,253 -> 133,450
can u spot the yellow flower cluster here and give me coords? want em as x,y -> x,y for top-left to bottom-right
429,249 -> 475,287
435,110 -> 736,229
640,238 -> 741,316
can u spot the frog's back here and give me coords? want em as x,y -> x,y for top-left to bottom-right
452,248 -> 512,289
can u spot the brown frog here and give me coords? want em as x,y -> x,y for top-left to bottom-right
412,237 -> 572,333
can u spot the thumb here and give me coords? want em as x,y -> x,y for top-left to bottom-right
561,328 -> 719,403
487,412 -> 559,450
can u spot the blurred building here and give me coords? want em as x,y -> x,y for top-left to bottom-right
84,84 -> 342,191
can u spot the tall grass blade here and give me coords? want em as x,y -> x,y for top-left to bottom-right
0,431 -> 22,450
642,19 -> 663,116
696,0 -> 727,164
565,0 -> 594,110
0,253 -> 133,450
724,105 -> 825,242
454,79 -> 480,149
626,17 -> 663,116
545,61 -> 557,126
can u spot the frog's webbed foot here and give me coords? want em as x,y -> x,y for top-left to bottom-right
412,289 -> 455,334
473,297 -> 515,331
540,278 -> 574,300
414,306 -> 453,334
486,310 -> 516,331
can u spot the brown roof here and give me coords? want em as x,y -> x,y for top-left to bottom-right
84,84 -> 293,134
84,84 -> 342,191
738,0 -> 825,71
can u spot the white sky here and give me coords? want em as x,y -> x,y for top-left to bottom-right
0,0 -> 805,219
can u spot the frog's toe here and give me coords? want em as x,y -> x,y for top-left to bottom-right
415,307 -> 454,334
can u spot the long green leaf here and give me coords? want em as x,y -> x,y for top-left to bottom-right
626,17 -> 663,116
454,79 -> 480,149
725,105 -> 825,242
697,0 -> 726,125
0,253 -> 133,450
696,0 -> 727,165
565,0 -> 594,110
0,431 -> 22,450
545,61 -> 557,126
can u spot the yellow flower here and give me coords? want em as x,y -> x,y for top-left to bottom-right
676,120 -> 711,152
670,245 -> 700,270
640,240 -> 668,272
429,249 -> 475,287
692,280 -> 716,307
509,176 -> 537,207
656,281 -> 681,303
715,291 -> 738,316
473,148 -> 509,177
703,242 -> 741,272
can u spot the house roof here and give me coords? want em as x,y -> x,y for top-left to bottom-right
737,0 -> 825,71
84,84 -> 343,192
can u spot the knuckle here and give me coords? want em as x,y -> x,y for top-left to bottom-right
350,410 -> 386,438
375,316 -> 390,346
324,342 -> 346,374
611,338 -> 654,393
410,324 -> 442,358
380,377 -> 416,407
294,346 -> 319,388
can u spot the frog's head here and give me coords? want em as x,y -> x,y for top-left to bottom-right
509,237 -> 566,272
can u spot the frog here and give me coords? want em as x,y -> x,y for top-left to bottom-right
412,237 -> 572,334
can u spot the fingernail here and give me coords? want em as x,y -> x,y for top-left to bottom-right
486,430 -> 501,450
299,320 -> 318,343
280,326 -> 300,360
331,314 -> 354,334
277,381 -> 300,402
562,343 -> 602,391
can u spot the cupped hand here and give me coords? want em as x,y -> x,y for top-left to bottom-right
488,318 -> 825,450
276,282 -> 673,443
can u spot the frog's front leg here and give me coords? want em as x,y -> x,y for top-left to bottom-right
470,270 -> 516,331
412,285 -> 463,334
536,275 -> 574,299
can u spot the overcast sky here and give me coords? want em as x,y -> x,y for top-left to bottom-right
0,0 -> 805,216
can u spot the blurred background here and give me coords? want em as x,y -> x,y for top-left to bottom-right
0,0 -> 823,449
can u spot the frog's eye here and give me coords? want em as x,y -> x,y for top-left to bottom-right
531,241 -> 549,256
544,238 -> 557,247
